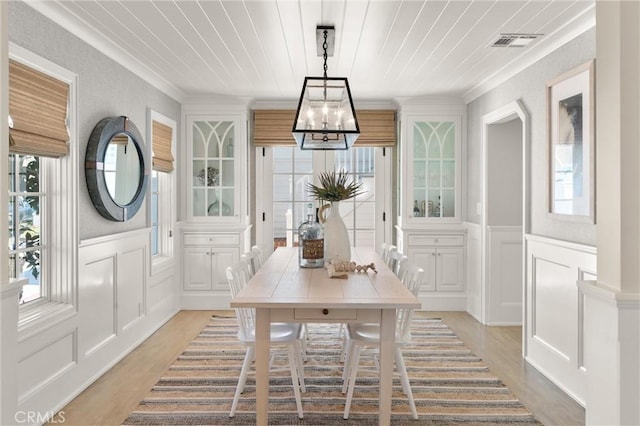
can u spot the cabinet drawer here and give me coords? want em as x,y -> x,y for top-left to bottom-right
408,235 -> 463,247
294,308 -> 357,321
184,233 -> 239,246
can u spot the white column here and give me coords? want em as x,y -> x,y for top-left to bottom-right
0,2 -> 18,424
580,1 -> 640,425
1,281 -> 23,426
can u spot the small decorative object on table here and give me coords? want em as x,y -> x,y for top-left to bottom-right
299,204 -> 324,268
326,260 -> 377,279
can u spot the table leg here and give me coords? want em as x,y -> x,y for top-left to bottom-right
379,308 -> 395,426
255,308 -> 271,425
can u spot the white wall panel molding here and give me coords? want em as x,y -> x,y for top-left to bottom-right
486,226 -> 523,325
1,280 -> 23,426
13,230 -> 178,421
464,222 -> 482,321
525,234 -> 596,407
18,332 -> 76,404
578,281 -> 640,426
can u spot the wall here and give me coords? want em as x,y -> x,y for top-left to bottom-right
487,120 -> 522,227
5,3 -> 181,422
467,28 -> 596,246
8,1 -> 181,240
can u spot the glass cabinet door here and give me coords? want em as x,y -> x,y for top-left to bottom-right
191,119 -> 235,218
408,117 -> 461,222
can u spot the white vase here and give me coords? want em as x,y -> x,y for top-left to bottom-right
319,202 -> 351,262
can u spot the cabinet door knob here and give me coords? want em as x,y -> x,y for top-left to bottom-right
322,308 -> 329,315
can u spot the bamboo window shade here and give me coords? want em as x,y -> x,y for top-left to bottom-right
152,120 -> 174,173
9,59 -> 70,158
253,109 -> 396,147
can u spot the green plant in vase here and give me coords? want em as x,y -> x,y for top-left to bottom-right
306,170 -> 364,262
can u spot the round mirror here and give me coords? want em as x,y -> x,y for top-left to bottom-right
85,116 -> 148,222
104,133 -> 142,205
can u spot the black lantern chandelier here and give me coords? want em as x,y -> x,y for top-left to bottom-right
292,26 -> 360,150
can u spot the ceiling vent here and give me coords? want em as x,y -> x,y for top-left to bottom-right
491,33 -> 542,47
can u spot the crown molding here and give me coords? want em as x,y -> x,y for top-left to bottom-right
25,0 -> 186,103
463,4 -> 595,104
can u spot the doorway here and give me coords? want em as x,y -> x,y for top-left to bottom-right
255,147 -> 392,259
481,101 -> 528,326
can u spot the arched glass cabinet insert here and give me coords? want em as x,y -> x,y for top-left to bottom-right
407,116 -> 461,223
190,119 -> 235,217
85,116 -> 149,221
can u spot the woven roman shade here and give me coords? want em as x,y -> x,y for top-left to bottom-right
253,110 -> 297,147
353,110 -> 396,147
152,120 -> 174,173
9,59 -> 70,158
253,109 -> 396,147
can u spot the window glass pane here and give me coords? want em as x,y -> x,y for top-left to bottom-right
8,197 -> 16,250
273,175 -> 292,202
293,174 -> 313,202
293,149 -> 312,173
273,202 -> 293,246
192,188 -> 206,216
8,156 -> 15,192
221,188 -> 234,216
151,171 -> 161,257
19,155 -> 38,193
151,224 -> 158,256
273,147 -> 292,173
220,160 -> 233,186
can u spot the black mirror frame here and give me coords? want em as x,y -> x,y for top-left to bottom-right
85,116 -> 149,222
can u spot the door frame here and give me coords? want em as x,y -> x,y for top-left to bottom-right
480,100 -> 530,333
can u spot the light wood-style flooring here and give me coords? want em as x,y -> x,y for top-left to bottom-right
51,310 -> 585,426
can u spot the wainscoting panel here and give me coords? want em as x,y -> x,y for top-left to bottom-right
18,331 -> 76,403
13,228 -> 179,422
486,226 -> 523,325
118,247 -> 146,332
465,222 -> 482,321
79,255 -> 116,357
525,234 -> 596,406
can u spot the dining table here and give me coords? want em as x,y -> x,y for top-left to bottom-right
230,246 -> 422,425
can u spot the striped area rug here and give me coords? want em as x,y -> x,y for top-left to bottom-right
123,316 -> 540,425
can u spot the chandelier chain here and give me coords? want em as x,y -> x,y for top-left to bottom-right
322,30 -> 328,79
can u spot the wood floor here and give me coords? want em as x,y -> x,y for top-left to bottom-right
51,310 -> 585,426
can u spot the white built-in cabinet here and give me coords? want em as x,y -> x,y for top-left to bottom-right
406,234 -> 464,292
397,106 -> 467,310
183,233 -> 239,291
181,108 -> 250,309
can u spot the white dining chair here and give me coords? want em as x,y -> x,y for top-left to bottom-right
387,248 -> 408,278
226,262 -> 306,419
379,243 -> 396,265
251,245 -> 264,269
341,265 -> 424,420
240,251 -> 260,278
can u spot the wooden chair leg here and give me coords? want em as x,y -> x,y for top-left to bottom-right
230,345 -> 254,417
287,344 -> 304,419
395,346 -> 418,419
343,345 -> 362,419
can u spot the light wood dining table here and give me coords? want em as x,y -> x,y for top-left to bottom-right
230,246 -> 421,425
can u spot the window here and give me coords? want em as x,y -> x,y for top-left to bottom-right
8,155 -> 42,303
256,147 -> 391,258
7,44 -> 77,322
148,110 -> 176,268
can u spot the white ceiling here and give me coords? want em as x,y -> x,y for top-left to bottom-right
28,0 -> 595,103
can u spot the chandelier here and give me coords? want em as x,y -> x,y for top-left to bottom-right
292,26 -> 359,150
